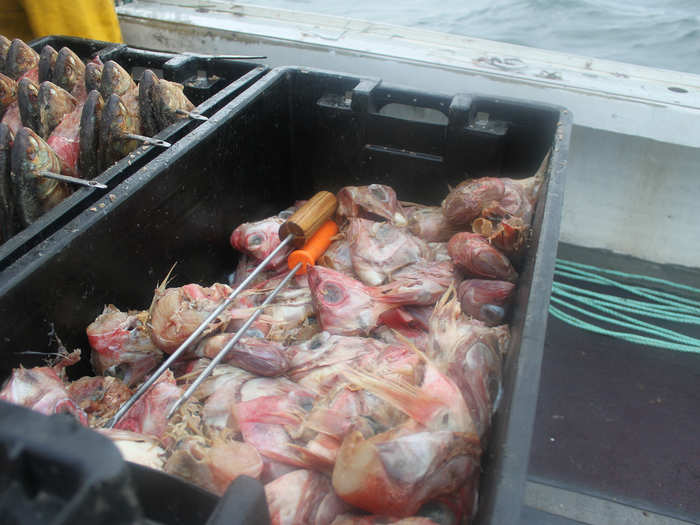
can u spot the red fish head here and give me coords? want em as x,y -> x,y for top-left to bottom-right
308,266 -> 387,336
337,184 -> 407,225
457,279 -> 515,325
441,177 -> 504,227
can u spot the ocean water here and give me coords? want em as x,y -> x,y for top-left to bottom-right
245,0 -> 700,74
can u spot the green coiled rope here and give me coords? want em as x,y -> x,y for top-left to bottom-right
548,258 -> 700,355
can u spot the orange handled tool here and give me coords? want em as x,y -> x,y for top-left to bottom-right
288,220 -> 338,275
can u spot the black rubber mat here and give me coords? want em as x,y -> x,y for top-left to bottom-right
528,245 -> 700,523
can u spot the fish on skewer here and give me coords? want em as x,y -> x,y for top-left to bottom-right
5,39 -> 39,81
54,47 -> 86,97
0,72 -> 17,116
85,61 -> 103,92
10,126 -> 71,226
38,45 -> 58,83
141,69 -> 197,135
0,123 -> 15,240
98,92 -> 142,171
0,35 -> 11,73
78,89 -> 104,179
37,80 -> 77,139
17,77 -> 40,133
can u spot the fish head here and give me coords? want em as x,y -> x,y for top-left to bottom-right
153,78 -> 194,129
38,45 -> 58,83
100,60 -> 135,98
442,177 -> 505,227
137,69 -> 159,136
98,93 -> 141,169
0,35 -> 11,72
85,62 -> 103,92
457,279 -> 515,325
0,72 -> 17,111
5,39 -> 39,80
337,184 -> 407,225
17,77 -> 40,133
37,81 -> 77,139
78,90 -> 104,179
307,266 -> 379,336
229,216 -> 284,262
11,126 -> 62,181
54,47 -> 85,93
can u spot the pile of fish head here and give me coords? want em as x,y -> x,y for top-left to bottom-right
11,126 -> 68,226
5,39 -> 39,80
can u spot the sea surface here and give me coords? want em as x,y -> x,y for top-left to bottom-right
245,0 -> 700,75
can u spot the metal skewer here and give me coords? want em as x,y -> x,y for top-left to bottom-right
182,52 -> 268,60
122,133 -> 172,148
107,190 -> 338,428
39,171 -> 107,189
176,109 -> 208,121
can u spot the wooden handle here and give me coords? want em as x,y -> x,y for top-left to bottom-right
279,191 -> 337,248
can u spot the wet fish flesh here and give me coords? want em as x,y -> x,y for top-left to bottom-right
11,126 -> 70,226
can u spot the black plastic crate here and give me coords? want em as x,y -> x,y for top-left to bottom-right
0,36 -> 267,271
0,66 -> 572,524
0,401 -> 269,525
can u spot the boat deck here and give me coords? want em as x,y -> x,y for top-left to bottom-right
521,243 -> 700,525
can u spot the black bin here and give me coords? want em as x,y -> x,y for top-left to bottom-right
0,36 -> 267,271
0,66 -> 572,524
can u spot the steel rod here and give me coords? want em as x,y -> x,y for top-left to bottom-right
107,235 -> 294,428
167,261 -> 302,419
39,171 -> 107,189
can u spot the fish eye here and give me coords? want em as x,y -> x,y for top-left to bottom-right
247,233 -> 264,247
321,282 -> 344,304
369,185 -> 388,201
